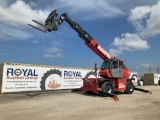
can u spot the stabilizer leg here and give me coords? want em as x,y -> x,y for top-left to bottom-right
98,91 -> 119,101
134,87 -> 152,94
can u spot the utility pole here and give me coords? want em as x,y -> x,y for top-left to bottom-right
157,66 -> 159,74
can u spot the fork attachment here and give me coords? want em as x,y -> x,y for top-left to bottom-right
28,10 -> 60,33
28,20 -> 50,33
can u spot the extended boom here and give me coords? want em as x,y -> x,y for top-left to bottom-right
28,10 -> 152,101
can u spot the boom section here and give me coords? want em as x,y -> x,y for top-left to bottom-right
59,13 -> 113,60
29,10 -> 113,60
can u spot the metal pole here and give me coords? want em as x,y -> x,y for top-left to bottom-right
157,66 -> 159,74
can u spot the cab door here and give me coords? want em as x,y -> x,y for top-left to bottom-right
110,60 -> 124,78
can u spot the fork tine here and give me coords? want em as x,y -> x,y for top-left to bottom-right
28,24 -> 47,33
32,20 -> 51,29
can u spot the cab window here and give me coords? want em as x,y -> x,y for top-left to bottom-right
101,61 -> 110,70
119,61 -> 124,68
112,61 -> 118,69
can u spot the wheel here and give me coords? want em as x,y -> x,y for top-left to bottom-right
158,80 -> 160,85
125,81 -> 134,94
40,69 -> 61,90
86,91 -> 93,94
101,81 -> 113,94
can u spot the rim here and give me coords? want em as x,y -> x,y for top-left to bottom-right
129,86 -> 133,91
105,85 -> 112,93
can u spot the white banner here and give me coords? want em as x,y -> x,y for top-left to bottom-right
2,63 -> 97,92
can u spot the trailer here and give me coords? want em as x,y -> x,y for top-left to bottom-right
143,73 -> 160,85
0,62 -> 98,94
0,62 -> 139,95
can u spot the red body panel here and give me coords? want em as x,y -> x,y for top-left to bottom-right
81,78 -> 100,93
86,39 -> 113,61
112,79 -> 127,91
81,78 -> 128,93
123,67 -> 131,79
99,69 -> 112,78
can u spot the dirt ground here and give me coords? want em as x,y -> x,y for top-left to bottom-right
0,86 -> 160,120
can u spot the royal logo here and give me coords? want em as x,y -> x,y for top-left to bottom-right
64,71 -> 82,79
7,68 -> 38,76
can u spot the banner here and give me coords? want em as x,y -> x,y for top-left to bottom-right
2,63 -> 97,92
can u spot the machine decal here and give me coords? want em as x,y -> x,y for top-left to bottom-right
40,69 -> 62,90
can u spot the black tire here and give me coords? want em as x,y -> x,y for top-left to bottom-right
85,71 -> 97,78
101,81 -> 113,94
86,91 -> 94,94
158,80 -> 160,85
40,69 -> 61,90
125,81 -> 134,94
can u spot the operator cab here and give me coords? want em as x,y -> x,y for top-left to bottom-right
100,59 -> 125,78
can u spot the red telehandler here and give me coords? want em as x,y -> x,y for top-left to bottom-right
29,10 -> 152,101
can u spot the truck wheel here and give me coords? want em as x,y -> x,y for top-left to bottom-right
125,81 -> 134,94
158,80 -> 160,85
101,81 -> 113,94
86,91 -> 93,94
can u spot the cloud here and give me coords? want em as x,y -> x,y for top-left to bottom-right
128,6 -> 151,31
54,0 -> 125,20
110,33 -> 150,56
109,49 -> 122,57
141,63 -> 152,68
128,6 -> 151,21
0,0 -> 125,30
0,0 -> 49,27
1,0 -> 159,41
0,0 -> 10,8
31,40 -> 39,44
43,53 -> 62,58
52,40 -> 63,46
136,63 -> 159,74
0,0 -> 50,40
53,0 -> 159,20
45,47 -> 61,53
110,2 -> 160,57
128,1 -> 160,37
43,47 -> 63,58
0,25 -> 33,41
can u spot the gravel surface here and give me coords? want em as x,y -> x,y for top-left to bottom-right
0,86 -> 160,120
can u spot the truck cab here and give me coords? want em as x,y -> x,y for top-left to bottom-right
99,59 -> 130,79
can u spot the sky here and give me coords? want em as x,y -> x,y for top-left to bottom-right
0,0 -> 160,75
